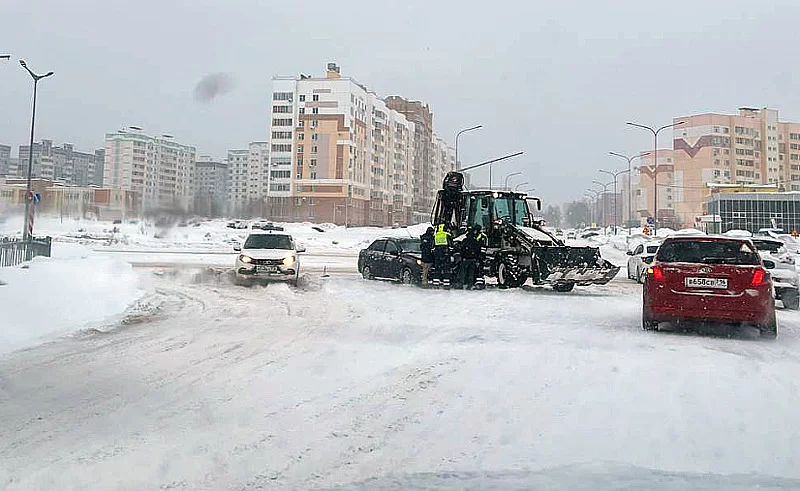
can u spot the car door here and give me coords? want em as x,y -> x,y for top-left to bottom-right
382,240 -> 403,279
367,240 -> 388,277
628,244 -> 644,277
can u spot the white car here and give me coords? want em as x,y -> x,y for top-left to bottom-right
234,232 -> 305,286
752,238 -> 799,309
566,230 -> 577,240
626,240 -> 662,283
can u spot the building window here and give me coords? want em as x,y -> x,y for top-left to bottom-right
313,94 -> 319,101
298,120 -> 305,128
299,95 -> 306,102
273,92 -> 293,101
310,158 -> 317,166
311,146 -> 318,153
297,145 -> 304,153
312,107 -> 319,114
311,171 -> 317,179
272,105 -> 291,113
312,120 -> 318,128
297,133 -> 304,140
299,108 -> 305,114
311,133 -> 318,140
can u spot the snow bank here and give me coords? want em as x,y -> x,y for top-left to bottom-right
0,243 -> 143,355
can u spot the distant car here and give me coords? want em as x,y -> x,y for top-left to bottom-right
566,231 -> 577,240
358,237 -> 423,284
751,238 -> 799,309
642,236 -> 776,338
581,231 -> 599,239
626,240 -> 662,283
234,232 -> 305,286
227,220 -> 250,229
252,221 -> 284,231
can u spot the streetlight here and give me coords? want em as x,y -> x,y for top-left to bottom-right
503,171 -> 522,190
626,120 -> 685,235
19,59 -> 54,240
455,125 -> 482,170
598,168 -> 629,235
514,181 -> 529,192
585,189 -> 599,226
0,55 -> 10,60
609,151 -> 650,235
592,180 -> 612,233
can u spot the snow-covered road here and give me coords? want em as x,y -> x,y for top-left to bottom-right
2,271 -> 800,490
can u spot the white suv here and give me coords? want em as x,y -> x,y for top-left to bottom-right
234,232 -> 305,286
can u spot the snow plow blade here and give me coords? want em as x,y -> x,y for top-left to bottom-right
536,246 -> 621,286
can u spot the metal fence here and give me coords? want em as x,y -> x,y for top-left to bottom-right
0,236 -> 53,267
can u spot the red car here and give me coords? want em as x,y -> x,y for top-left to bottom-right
642,236 -> 777,338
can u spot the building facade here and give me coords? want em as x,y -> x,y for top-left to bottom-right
0,144 -> 10,177
194,156 -> 229,217
706,190 -> 800,234
104,127 -> 196,212
265,64 -> 452,226
631,150 -> 677,228
16,140 -> 104,187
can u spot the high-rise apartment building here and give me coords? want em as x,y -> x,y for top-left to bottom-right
266,63 -> 452,225
0,145 -> 10,176
631,107 -> 800,228
104,127 -> 196,211
227,142 -> 269,217
630,150 -> 676,227
16,140 -> 104,186
194,156 -> 229,217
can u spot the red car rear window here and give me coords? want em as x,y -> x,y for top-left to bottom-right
656,240 -> 760,266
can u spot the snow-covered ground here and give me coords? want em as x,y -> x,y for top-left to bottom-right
0,242 -> 143,355
1,269 -> 800,490
2,215 -> 800,489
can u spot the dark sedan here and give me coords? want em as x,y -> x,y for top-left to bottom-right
358,237 -> 423,283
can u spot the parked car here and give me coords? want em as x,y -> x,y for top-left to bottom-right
227,220 -> 249,229
566,230 -> 577,240
358,237 -> 423,284
252,221 -> 284,231
751,238 -> 799,309
642,236 -> 776,338
234,232 -> 305,286
626,240 -> 662,283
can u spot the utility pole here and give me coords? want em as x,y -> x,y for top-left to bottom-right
592,180 -> 612,233
19,60 -> 54,240
609,151 -> 650,235
455,125 -> 482,171
598,168 -> 629,235
626,120 -> 685,236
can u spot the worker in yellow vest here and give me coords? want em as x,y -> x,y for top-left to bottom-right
433,223 -> 452,282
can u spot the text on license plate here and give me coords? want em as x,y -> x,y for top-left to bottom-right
257,265 -> 277,273
685,277 -> 728,289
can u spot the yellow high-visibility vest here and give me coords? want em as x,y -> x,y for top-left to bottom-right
434,225 -> 449,246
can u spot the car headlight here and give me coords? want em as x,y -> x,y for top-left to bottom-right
283,255 -> 295,266
239,254 -> 252,264
416,259 -> 422,266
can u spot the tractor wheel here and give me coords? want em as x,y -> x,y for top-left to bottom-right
497,261 -> 522,288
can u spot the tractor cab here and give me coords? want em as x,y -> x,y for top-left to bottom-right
456,191 -> 542,246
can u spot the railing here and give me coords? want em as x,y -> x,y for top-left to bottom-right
0,236 -> 52,267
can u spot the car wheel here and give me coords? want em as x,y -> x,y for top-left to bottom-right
401,267 -> 415,285
362,265 -> 374,280
760,312 -> 778,339
553,282 -> 575,293
642,314 -> 658,331
782,289 -> 799,310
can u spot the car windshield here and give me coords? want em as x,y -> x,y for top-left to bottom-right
656,240 -> 760,265
493,197 -> 528,226
397,239 -> 421,253
243,234 -> 292,250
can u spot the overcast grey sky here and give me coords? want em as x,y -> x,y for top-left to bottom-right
3,0 -> 800,205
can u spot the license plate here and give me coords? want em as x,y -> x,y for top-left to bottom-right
685,277 -> 728,289
256,265 -> 277,273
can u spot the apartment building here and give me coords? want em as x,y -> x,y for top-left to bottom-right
0,144 -> 10,176
631,150 -> 676,227
194,156 -> 229,217
104,127 -> 196,212
16,140 -> 105,187
266,64 -> 452,226
633,107 -> 800,228
228,142 -> 269,217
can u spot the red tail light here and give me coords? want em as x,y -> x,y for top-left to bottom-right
647,265 -> 665,282
751,269 -> 768,286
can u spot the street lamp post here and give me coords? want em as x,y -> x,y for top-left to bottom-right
585,189 -> 599,227
455,125 -> 482,171
19,59 -> 54,240
503,171 -> 522,190
598,168 -> 629,235
513,181 -> 529,192
609,151 -> 650,235
592,180 -> 612,233
626,120 -> 685,235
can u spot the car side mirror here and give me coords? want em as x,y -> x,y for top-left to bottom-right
296,245 -> 306,253
233,245 -> 241,252
626,250 -> 634,256
763,259 -> 776,269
